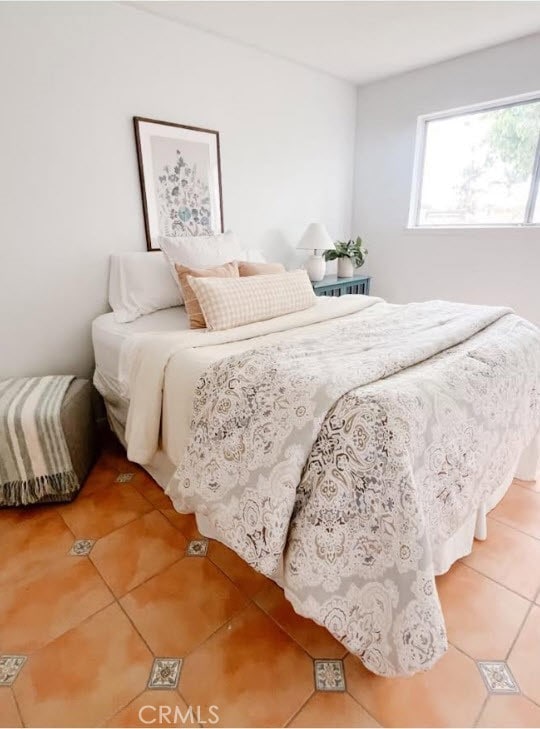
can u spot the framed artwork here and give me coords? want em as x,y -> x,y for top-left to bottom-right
133,116 -> 224,251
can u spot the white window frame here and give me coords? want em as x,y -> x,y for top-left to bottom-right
408,91 -> 540,229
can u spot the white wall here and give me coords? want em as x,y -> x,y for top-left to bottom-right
353,33 -> 540,325
0,1 -> 356,379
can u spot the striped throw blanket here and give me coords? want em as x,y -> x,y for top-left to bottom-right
0,376 -> 80,506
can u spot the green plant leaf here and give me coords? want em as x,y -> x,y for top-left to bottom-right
325,236 -> 368,263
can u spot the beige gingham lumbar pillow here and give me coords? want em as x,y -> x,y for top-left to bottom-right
188,269 -> 316,331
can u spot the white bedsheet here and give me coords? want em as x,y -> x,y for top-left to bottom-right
92,307 -> 190,393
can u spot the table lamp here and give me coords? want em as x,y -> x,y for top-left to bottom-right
297,223 -> 335,282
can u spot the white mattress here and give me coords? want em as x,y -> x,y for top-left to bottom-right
92,306 -> 190,386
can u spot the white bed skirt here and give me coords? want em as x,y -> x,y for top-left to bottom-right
196,434 -> 539,580
100,391 -> 539,580
154,428 -> 539,578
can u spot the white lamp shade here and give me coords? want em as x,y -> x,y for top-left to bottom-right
297,223 -> 335,251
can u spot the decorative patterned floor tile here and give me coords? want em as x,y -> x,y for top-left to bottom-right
147,658 -> 182,689
478,661 -> 519,694
186,538 -> 208,557
116,472 -> 135,483
69,539 -> 95,556
0,655 -> 27,686
313,659 -> 346,692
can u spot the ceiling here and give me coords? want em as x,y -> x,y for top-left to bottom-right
133,1 -> 540,84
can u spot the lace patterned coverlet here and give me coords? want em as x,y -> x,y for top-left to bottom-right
166,301 -> 540,676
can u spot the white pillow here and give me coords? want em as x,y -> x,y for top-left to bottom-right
188,269 -> 316,331
242,249 -> 267,264
109,252 -> 182,323
159,231 -> 244,278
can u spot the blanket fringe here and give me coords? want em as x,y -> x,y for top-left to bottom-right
0,471 -> 80,507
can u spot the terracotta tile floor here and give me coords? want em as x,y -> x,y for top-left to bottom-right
1,436 -> 540,728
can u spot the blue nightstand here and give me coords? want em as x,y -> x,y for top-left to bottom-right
312,274 -> 371,297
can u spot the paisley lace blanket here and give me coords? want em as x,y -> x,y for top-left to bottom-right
166,300 -> 540,676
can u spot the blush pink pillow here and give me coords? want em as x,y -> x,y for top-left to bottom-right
238,261 -> 285,276
175,260 -> 239,329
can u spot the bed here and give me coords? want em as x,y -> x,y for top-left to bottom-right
93,252 -> 540,679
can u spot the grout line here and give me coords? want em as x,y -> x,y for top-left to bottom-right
204,552 -> 260,601
55,508 -> 77,540
284,689 -> 315,727
524,690 -> 540,711
251,587 -> 348,663
98,570 -> 190,726
447,637 -> 509,727
175,685 -> 203,729
97,599 -> 157,725
505,600 -> 534,663
459,561 -> 540,603
13,601 -> 120,665
345,689 -> 381,728
55,483 -> 154,545
38,519 -> 200,723
512,478 -> 540,494
96,686 -> 147,729
83,556 -> 117,605
9,686 -> 26,729
473,691 -> 490,727
157,507 -> 202,540
116,552 -> 253,673
129,479 -> 172,511
181,600 -> 250,662
110,552 -> 186,601
488,514 -> 540,542
448,640 -> 483,666
443,595 -> 530,669
79,508 -> 155,559
0,558 -> 116,663
488,505 -> 540,542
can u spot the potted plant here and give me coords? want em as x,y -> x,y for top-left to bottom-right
324,236 -> 368,278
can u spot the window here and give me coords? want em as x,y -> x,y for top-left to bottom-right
410,94 -> 540,227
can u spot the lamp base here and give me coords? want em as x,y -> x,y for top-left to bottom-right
305,254 -> 326,282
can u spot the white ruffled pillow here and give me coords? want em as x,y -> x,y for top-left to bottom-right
159,231 -> 243,278
242,248 -> 267,264
109,252 -> 182,323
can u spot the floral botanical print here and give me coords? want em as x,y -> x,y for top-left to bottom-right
157,149 -> 213,237
134,118 -> 223,250
166,301 -> 540,676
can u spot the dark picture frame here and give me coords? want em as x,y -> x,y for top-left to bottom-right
133,116 -> 224,251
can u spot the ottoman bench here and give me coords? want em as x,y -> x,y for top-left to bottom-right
0,377 -> 96,506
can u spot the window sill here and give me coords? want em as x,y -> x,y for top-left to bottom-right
404,225 -> 540,235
